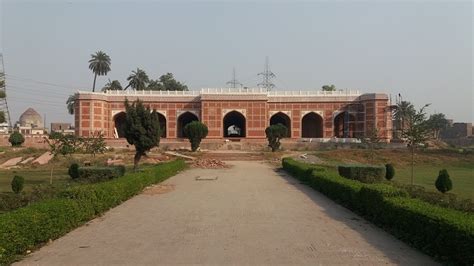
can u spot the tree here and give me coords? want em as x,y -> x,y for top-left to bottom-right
402,104 -> 431,185
8,131 -> 25,147
183,121 -> 208,152
101,79 -> 123,92
265,123 -> 288,152
146,73 -> 188,91
0,111 -> 5,124
11,175 -> 24,194
427,113 -> 449,139
124,99 -> 161,170
125,68 -> 149,90
82,132 -> 107,157
44,134 -> 82,184
435,169 -> 452,193
362,126 -> 380,163
394,101 -> 415,138
322,84 -> 336,91
147,79 -> 161,90
385,164 -> 395,180
88,51 -> 111,92
66,94 -> 77,115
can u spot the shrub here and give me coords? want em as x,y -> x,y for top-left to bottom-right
68,163 -> 80,179
183,121 -> 208,152
77,166 -> 123,182
385,164 -> 395,180
265,124 -> 288,152
114,165 -> 126,176
11,175 -> 25,194
0,160 -> 186,265
338,164 -> 385,183
282,158 -> 474,265
8,131 -> 25,147
435,169 -> 453,193
281,157 -> 325,183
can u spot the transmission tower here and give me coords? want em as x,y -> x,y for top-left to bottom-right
226,67 -> 242,88
258,56 -> 275,91
0,54 -> 12,129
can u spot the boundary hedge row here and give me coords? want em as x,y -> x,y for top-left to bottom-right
0,159 -> 186,265
282,157 -> 474,265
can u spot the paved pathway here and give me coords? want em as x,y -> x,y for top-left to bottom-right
18,161 -> 436,265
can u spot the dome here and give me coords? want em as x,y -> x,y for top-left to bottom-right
19,108 -> 43,128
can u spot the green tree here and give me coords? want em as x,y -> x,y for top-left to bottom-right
322,84 -> 336,91
0,111 -> 5,124
101,79 -> 123,92
435,169 -> 452,193
83,132 -> 107,157
394,101 -> 415,138
88,51 -> 111,92
11,175 -> 24,194
147,79 -> 161,90
125,68 -> 149,90
427,113 -> 449,139
8,131 -> 25,147
146,73 -> 188,91
265,123 -> 288,152
44,134 -> 82,184
362,126 -> 380,163
66,94 -> 77,115
124,99 -> 161,170
385,164 -> 395,180
402,104 -> 431,185
183,121 -> 208,152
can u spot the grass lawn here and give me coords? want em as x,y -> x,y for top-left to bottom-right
315,148 -> 474,200
0,168 -> 69,193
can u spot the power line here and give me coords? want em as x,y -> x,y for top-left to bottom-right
5,74 -> 88,89
226,67 -> 242,88
0,54 -> 13,128
258,56 -> 276,91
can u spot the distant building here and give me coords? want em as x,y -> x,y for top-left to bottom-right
0,122 -> 9,134
51,122 -> 74,135
441,122 -> 473,139
15,108 -> 45,135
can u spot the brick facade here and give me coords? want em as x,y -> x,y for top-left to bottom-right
75,89 -> 392,141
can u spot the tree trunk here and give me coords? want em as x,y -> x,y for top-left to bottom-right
124,84 -> 130,91
92,73 -> 97,92
133,152 -> 142,171
411,146 -> 414,185
50,165 -> 54,185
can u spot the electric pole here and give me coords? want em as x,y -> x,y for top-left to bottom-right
258,56 -> 275,91
226,67 -> 242,88
0,53 -> 12,129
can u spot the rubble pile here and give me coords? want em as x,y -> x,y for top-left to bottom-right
191,159 -> 228,169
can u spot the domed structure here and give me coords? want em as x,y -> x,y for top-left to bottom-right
19,108 -> 43,128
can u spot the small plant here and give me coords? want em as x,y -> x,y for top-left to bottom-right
8,131 -> 25,147
435,169 -> 453,193
11,175 -> 24,194
385,164 -> 395,180
68,163 -> 80,179
183,121 -> 208,152
265,123 -> 288,152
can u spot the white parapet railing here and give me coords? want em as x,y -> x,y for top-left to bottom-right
79,88 -> 361,97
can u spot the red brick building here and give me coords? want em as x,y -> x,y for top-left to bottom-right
75,88 -> 392,141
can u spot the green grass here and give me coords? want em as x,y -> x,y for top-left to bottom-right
395,163 -> 474,200
0,169 -> 69,193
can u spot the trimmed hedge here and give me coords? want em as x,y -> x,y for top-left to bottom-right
282,157 -> 474,265
0,159 -> 186,265
77,166 -> 125,182
338,164 -> 385,183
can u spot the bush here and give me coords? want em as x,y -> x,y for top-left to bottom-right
435,169 -> 453,193
114,165 -> 126,176
0,160 -> 186,265
77,166 -> 124,182
8,131 -> 25,147
183,121 -> 208,152
282,157 -> 325,183
68,163 -> 80,179
385,164 -> 395,180
265,124 -> 288,152
282,158 -> 474,265
11,175 -> 24,194
338,164 -> 385,183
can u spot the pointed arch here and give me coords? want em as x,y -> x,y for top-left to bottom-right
334,111 -> 356,138
223,110 -> 246,137
270,112 -> 291,137
301,112 -> 323,138
177,111 -> 199,138
113,112 -> 127,138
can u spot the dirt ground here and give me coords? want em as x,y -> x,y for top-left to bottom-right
16,161 -> 436,265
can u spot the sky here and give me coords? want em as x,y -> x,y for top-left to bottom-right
1,0 -> 472,127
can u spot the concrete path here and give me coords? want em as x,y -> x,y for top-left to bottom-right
18,161 -> 436,265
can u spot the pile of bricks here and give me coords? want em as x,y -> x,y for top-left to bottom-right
191,159 -> 228,169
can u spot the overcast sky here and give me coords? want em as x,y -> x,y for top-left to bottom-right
1,0 -> 472,126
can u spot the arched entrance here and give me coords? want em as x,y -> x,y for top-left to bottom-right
301,112 -> 323,138
270,112 -> 291,137
334,112 -> 356,138
113,112 -> 127,138
177,112 -> 198,138
223,111 -> 246,137
156,112 -> 167,138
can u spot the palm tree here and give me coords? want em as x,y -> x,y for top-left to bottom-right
66,94 -> 77,115
124,68 -> 149,90
394,101 -> 415,137
89,51 -> 111,92
102,79 -> 123,92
